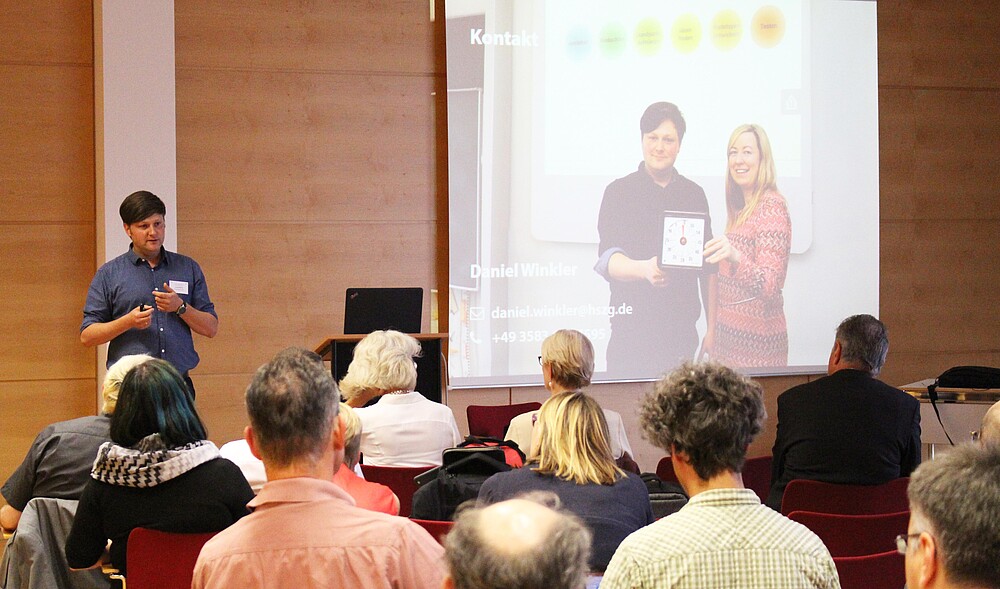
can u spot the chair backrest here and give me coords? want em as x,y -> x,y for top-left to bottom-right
655,456 -> 680,485
780,477 -> 910,516
466,402 -> 541,439
834,550 -> 905,589
741,455 -> 772,503
126,528 -> 218,589
410,519 -> 454,545
360,464 -> 432,517
788,510 -> 910,557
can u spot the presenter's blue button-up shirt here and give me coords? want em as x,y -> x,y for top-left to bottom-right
81,246 -> 216,374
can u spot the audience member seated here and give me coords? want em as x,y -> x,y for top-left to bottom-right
444,493 -> 592,589
341,330 -> 462,466
980,400 -> 1000,446
767,314 -> 920,510
332,402 -> 400,515
65,359 -> 253,575
0,354 -> 152,532
479,391 -> 653,572
192,347 -> 445,588
602,361 -> 838,589
506,329 -> 634,463
219,437 -> 266,493
901,443 -> 1000,589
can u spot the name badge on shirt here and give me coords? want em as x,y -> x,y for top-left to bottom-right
169,280 -> 190,295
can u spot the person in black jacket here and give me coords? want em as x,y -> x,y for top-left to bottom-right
65,359 -> 252,574
767,314 -> 921,511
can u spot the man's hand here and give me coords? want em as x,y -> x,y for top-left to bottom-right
129,305 -> 154,330
608,253 -> 668,287
153,283 -> 183,313
641,257 -> 668,287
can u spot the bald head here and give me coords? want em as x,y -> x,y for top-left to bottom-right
982,400 -> 1000,446
445,495 -> 591,589
481,499 -> 561,555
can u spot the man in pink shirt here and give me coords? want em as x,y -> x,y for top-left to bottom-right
192,347 -> 446,589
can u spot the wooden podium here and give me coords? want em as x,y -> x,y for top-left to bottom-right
314,333 -> 448,404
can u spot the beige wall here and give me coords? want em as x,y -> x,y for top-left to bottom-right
1,1 -> 999,481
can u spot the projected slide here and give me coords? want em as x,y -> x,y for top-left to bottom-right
447,0 -> 880,387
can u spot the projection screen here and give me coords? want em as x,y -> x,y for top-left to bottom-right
446,0 -> 879,387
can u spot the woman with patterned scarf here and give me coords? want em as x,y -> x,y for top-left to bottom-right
65,359 -> 253,575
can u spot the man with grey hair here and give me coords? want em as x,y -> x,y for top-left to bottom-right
900,443 -> 1000,589
980,400 -> 1000,446
193,347 -> 445,589
445,494 -> 592,589
603,362 -> 837,589
766,314 -> 920,510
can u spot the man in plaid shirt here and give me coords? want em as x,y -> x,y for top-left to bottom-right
603,361 -> 839,589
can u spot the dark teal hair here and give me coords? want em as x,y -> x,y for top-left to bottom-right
111,359 -> 207,448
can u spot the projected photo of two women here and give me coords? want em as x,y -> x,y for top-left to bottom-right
447,0 -> 879,387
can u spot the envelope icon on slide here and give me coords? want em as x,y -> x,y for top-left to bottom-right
469,307 -> 485,321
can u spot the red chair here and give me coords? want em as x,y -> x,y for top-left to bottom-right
410,518 -> 454,544
834,550 -> 905,589
124,528 -> 218,589
742,455 -> 772,503
780,478 -> 910,516
655,456 -> 680,485
360,464 -> 432,517
467,402 -> 541,439
788,510 -> 910,557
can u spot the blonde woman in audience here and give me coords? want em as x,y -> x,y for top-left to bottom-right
506,330 -> 634,464
479,391 -> 653,573
341,330 -> 462,466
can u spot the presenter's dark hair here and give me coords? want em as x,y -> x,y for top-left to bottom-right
120,190 -> 166,225
640,102 -> 686,141
835,314 -> 889,376
110,359 -> 207,448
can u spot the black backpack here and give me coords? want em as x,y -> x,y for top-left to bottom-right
411,447 -> 511,521
640,472 -> 688,519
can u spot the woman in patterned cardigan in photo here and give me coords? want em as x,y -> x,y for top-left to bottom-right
702,124 -> 792,367
65,359 -> 253,575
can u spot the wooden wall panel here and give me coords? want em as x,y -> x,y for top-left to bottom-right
0,225 -> 96,380
0,0 -> 92,64
175,0 -> 435,74
0,380 -> 96,480
0,0 -> 94,493
181,221 -> 439,376
879,1 -> 1000,89
193,373 -> 255,447
877,3 -> 1000,388
880,89 -> 1000,222
0,65 -> 94,222
175,69 -> 436,223
174,0 -> 443,442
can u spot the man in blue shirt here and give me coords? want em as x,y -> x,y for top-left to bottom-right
80,190 -> 218,395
